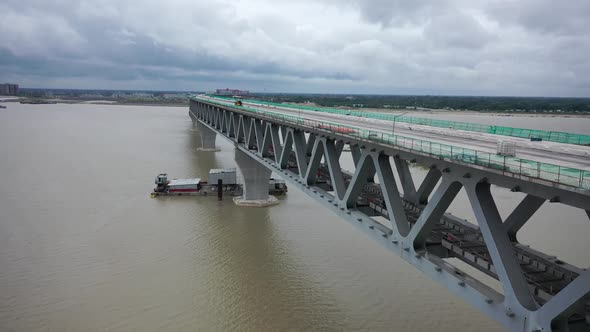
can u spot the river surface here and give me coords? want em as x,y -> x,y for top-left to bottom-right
0,103 -> 588,331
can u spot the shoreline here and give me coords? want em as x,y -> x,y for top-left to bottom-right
4,98 -> 188,108
8,98 -> 590,118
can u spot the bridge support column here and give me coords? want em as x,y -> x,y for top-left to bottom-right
196,121 -> 220,152
233,148 -> 279,207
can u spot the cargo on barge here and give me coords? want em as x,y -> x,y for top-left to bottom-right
151,168 -> 287,197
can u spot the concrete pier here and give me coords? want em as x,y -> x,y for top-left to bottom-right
233,148 -> 278,207
196,121 -> 220,152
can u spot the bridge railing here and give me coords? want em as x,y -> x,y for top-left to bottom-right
194,96 -> 590,190
208,95 -> 590,146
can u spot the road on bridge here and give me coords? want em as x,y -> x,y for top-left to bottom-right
201,95 -> 590,171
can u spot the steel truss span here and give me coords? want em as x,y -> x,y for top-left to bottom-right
189,98 -> 590,332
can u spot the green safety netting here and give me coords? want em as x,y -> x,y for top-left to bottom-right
193,96 -> 590,190
208,95 -> 590,146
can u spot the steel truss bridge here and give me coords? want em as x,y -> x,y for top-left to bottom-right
189,96 -> 590,332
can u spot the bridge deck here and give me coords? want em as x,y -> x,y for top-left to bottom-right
204,95 -> 590,170
198,95 -> 590,191
210,95 -> 590,146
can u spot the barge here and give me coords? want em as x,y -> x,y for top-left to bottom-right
151,168 -> 287,197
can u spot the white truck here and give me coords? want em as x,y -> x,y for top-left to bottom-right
496,141 -> 516,157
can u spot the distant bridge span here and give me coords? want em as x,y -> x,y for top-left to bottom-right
189,95 -> 590,332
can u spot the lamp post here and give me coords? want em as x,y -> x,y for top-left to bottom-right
392,111 -> 408,137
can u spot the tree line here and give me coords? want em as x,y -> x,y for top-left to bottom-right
251,94 -> 590,114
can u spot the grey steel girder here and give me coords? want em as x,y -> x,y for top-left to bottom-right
189,99 -> 590,332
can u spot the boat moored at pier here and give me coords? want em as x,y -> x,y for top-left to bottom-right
151,168 -> 287,197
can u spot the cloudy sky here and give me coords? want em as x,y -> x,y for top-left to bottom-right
1,0 -> 589,96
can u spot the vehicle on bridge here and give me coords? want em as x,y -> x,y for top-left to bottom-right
317,123 -> 356,134
496,141 -> 517,156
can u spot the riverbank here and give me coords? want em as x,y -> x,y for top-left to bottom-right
8,96 -> 590,117
3,97 -> 188,107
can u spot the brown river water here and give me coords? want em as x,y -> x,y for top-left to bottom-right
0,103 -> 588,331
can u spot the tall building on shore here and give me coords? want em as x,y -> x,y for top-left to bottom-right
0,83 -> 19,96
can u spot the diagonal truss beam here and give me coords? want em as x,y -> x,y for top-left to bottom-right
394,156 -> 418,204
466,181 -> 538,311
504,194 -> 545,242
343,151 -> 376,209
416,167 -> 442,205
322,138 -> 347,200
535,269 -> 590,329
410,178 -> 462,250
375,153 -> 411,236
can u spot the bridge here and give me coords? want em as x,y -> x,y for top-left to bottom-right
188,95 -> 590,332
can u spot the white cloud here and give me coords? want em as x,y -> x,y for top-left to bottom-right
0,0 -> 588,96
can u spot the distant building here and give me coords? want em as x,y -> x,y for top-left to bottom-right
215,88 -> 250,97
0,83 -> 19,96
162,93 -> 183,99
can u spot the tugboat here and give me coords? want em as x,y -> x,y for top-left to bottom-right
151,168 -> 287,197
